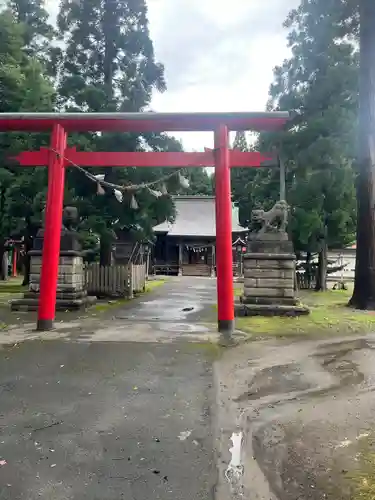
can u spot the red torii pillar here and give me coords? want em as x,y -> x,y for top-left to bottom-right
3,111 -> 289,337
214,125 -> 234,336
37,124 -> 67,330
12,247 -> 17,277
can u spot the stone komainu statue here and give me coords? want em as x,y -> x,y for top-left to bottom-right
40,205 -> 78,231
62,206 -> 78,231
251,200 -> 288,234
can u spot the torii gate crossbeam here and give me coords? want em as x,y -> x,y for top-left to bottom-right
0,111 -> 289,339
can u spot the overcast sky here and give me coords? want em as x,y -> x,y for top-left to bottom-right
147,0 -> 300,149
46,0 -> 300,149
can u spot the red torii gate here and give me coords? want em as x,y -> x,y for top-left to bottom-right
0,111 -> 289,337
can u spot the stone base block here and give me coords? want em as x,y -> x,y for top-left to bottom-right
244,287 -> 295,298
241,295 -> 299,306
242,245 -> 298,311
24,290 -> 87,301
11,295 -> 97,312
244,257 -> 295,270
244,268 -> 294,280
235,302 -> 310,317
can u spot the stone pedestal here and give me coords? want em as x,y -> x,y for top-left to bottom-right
237,232 -> 309,317
11,228 -> 96,312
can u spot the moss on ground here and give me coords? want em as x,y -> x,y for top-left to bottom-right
343,436 -> 375,500
236,286 -> 375,339
349,452 -> 375,499
184,341 -> 224,361
145,279 -> 166,293
0,277 -> 26,305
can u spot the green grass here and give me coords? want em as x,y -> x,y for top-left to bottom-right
145,279 -> 166,292
344,436 -> 375,500
93,297 -> 130,313
236,285 -> 375,339
0,277 -> 26,306
349,452 -> 375,499
0,276 -> 25,294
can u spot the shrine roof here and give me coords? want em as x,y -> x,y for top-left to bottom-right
153,196 -> 247,237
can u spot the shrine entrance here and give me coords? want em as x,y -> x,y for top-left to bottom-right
0,111 -> 289,338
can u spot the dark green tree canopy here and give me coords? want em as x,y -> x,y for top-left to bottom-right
57,0 -> 165,112
231,0 -> 358,254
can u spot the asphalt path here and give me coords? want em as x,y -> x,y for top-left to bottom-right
0,278 -> 218,499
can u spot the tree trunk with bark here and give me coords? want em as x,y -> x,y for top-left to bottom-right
22,236 -> 33,286
99,237 -> 113,267
305,251 -> 312,288
315,243 -> 328,291
0,247 -> 8,281
349,0 -> 375,308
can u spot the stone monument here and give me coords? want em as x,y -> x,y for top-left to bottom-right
12,207 -> 96,312
238,200 -> 309,316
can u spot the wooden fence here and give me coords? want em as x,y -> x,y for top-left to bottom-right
85,263 -> 146,298
296,271 -> 316,290
131,263 -> 146,294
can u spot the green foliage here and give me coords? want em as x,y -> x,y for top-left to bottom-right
55,0 -> 191,260
184,168 -> 213,196
56,0 -> 165,111
0,9 -> 54,253
231,131 -> 259,226
0,0 -> 214,274
5,0 -> 55,58
232,0 -> 358,252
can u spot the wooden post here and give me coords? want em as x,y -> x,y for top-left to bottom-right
178,243 -> 183,276
211,244 -> 216,277
279,154 -> 286,201
12,247 -> 17,277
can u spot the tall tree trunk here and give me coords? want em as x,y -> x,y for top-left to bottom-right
315,243 -> 328,291
306,251 -> 312,288
349,0 -> 375,309
22,236 -> 33,286
100,237 -> 112,267
0,247 -> 8,281
103,0 -> 115,105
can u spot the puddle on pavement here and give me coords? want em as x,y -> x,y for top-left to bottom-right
235,338 -> 375,406
240,338 -> 375,500
234,363 -> 312,402
313,339 -> 371,388
315,337 -> 375,358
115,299 -> 203,321
155,322 -> 210,334
252,421 -> 355,500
